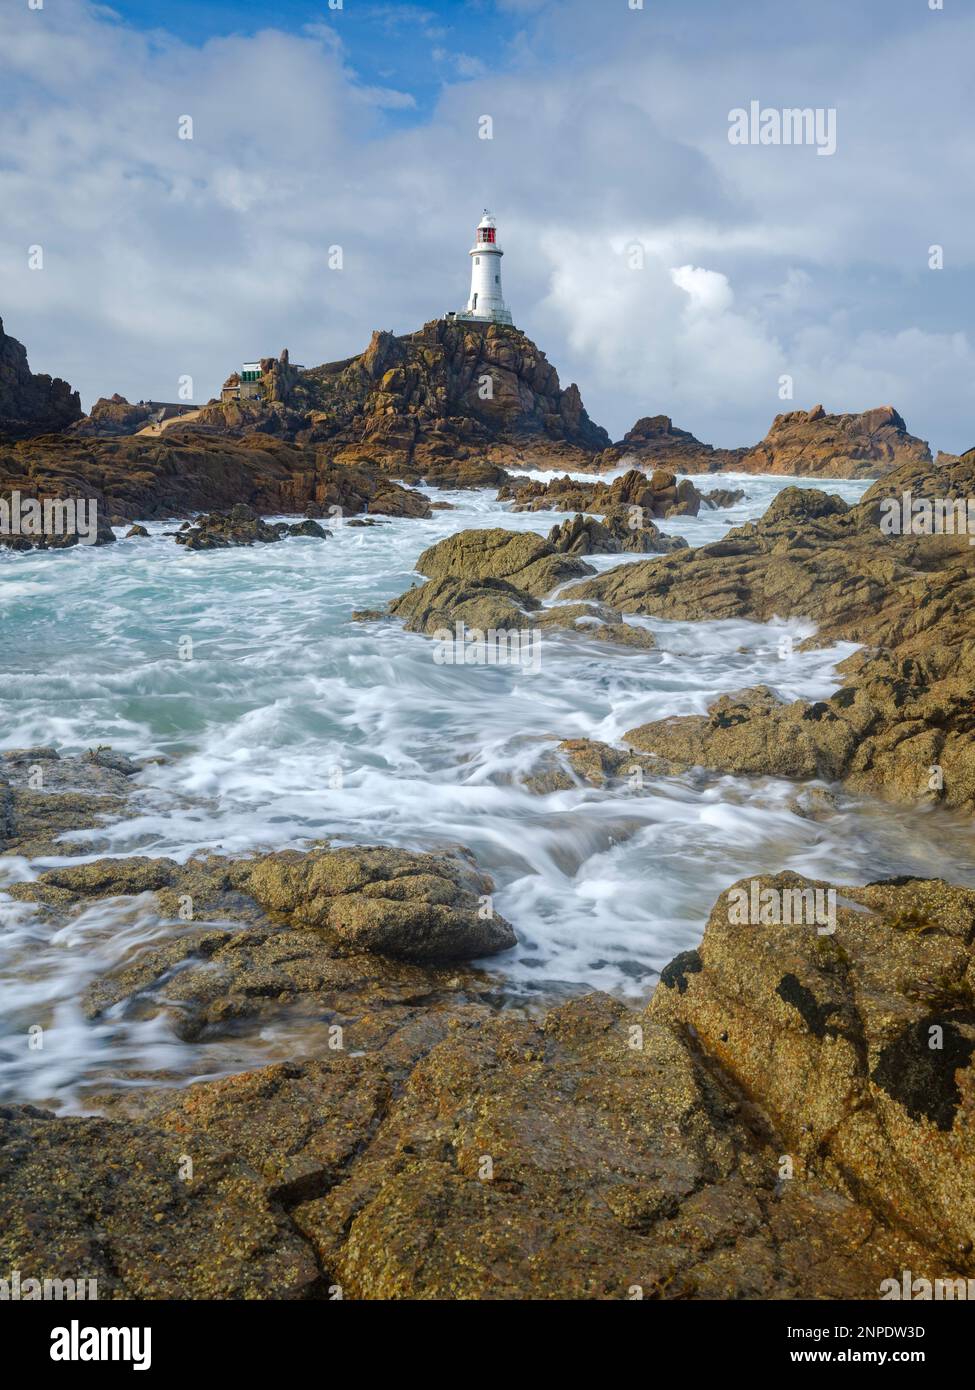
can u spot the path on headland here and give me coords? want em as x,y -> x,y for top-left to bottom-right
136,406 -> 205,436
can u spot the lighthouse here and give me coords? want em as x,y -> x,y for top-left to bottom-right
455,211 -> 513,326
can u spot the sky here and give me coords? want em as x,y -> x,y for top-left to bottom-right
1,0 -> 972,452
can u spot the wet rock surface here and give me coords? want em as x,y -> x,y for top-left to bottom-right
0,1103 -> 321,1298
173,504 -> 330,549
5,873 -> 968,1299
2,751 -> 973,1298
11,843 -> 517,965
0,747 -> 142,858
546,509 -> 688,556
498,467 -> 721,519
387,526 -> 657,648
565,455 -> 975,809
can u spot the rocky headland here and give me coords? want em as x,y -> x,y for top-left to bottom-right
594,405 -> 932,480
0,432 -> 434,529
65,320 -> 610,487
0,316 -> 82,440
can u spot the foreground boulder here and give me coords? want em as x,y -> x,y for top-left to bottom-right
653,873 -> 975,1272
5,871 -> 969,1299
0,1104 -> 320,1298
386,527 -> 657,648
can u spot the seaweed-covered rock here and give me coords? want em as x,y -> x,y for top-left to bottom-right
174,504 -> 330,549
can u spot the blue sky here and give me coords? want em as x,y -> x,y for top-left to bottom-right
1,0 -> 972,451
107,1 -> 513,121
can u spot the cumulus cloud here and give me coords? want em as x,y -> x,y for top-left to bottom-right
0,0 -> 971,452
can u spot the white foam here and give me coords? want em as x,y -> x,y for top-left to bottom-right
3,472 -> 973,1104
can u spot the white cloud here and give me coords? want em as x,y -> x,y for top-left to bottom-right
1,0 -> 972,455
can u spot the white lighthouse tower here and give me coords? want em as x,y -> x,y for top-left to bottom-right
455,211 -> 513,325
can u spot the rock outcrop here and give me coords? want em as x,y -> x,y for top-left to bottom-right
0,747 -> 142,859
191,319 -> 609,482
563,452 -> 975,809
69,394 -> 155,437
498,468 -> 741,519
173,504 -> 329,549
0,316 -> 82,439
596,414 -> 745,474
736,404 -> 932,478
0,432 -> 433,526
654,872 -> 975,1273
546,510 -> 687,556
386,527 -> 657,648
595,405 -> 932,480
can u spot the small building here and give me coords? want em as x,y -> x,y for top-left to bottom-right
239,362 -> 264,400
221,353 -> 306,403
